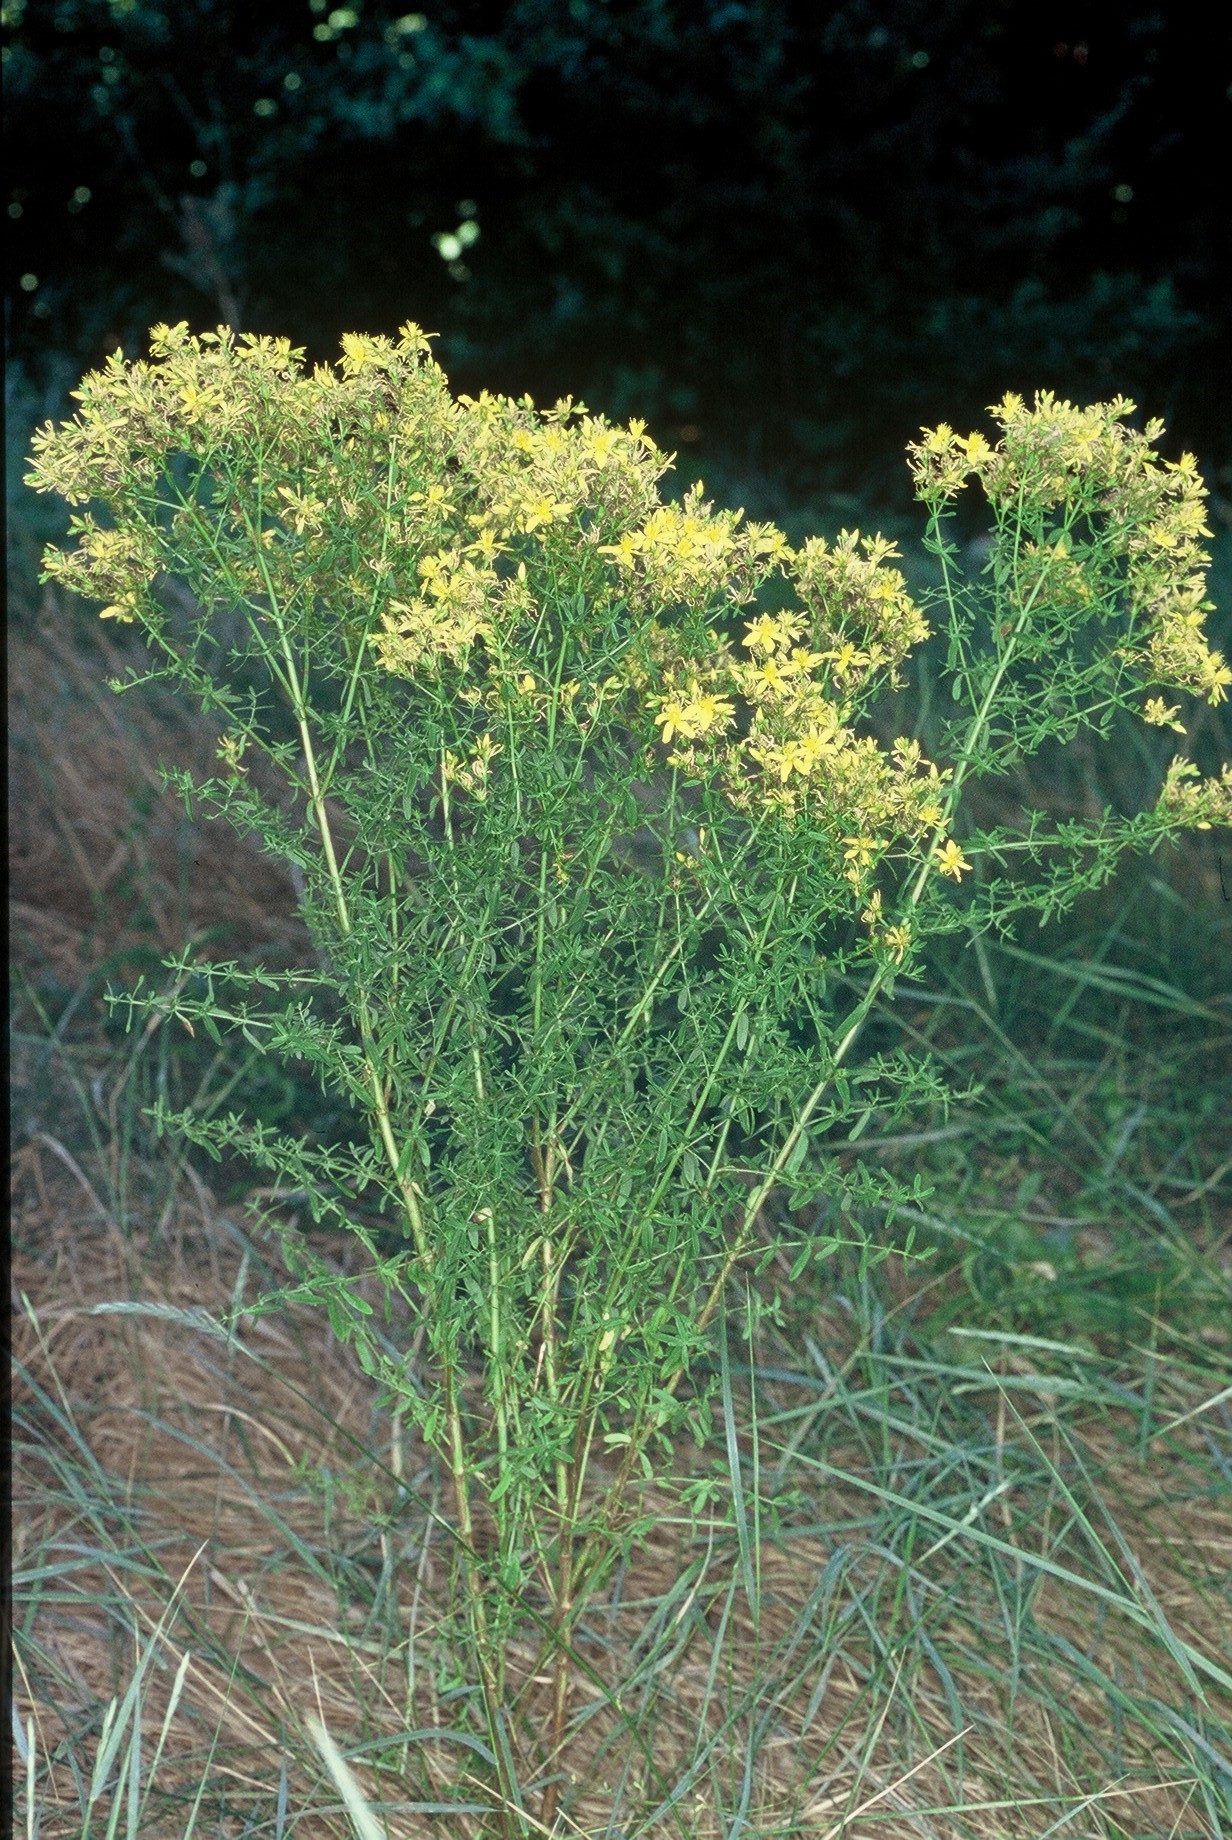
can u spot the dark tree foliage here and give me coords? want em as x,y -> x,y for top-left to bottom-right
5,0 -> 1229,508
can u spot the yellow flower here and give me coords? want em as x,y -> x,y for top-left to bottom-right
685,691 -> 734,735
841,834 -> 884,890
340,332 -> 376,374
749,523 -> 791,561
655,698 -> 690,744
520,495 -> 572,533
742,612 -> 783,655
599,531 -> 641,568
654,689 -> 731,744
923,421 -> 956,451
586,426 -> 621,465
1142,697 -> 1186,733
824,641 -> 868,681
937,839 -> 972,880
275,485 -> 326,535
883,925 -> 912,963
178,382 -> 215,423
148,320 -> 190,355
411,483 -> 452,516
747,656 -> 794,698
782,728 -> 833,777
1204,654 -> 1232,704
843,836 -> 881,871
467,527 -> 504,562
1156,759 -> 1232,831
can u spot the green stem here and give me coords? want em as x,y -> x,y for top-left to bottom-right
278,628 -> 430,1259
539,1277 -> 573,1834
564,543 -> 1064,1608
689,517 -> 1062,1344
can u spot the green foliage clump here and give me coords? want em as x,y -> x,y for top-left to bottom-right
26,322 -> 1231,1827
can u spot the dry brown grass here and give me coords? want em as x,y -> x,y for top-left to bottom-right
12,1141 -> 1230,1838
9,596 -> 307,992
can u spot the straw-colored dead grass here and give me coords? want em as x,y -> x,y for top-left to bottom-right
12,1140 -> 1228,1838
9,601 -> 307,991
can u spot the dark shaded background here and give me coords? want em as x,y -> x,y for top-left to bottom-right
6,0 -> 1230,526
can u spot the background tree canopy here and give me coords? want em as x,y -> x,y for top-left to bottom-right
5,0 -> 1229,516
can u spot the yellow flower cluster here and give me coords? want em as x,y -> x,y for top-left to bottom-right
27,330 -> 1228,929
599,487 -> 789,613
27,321 -> 462,636
378,388 -> 673,679
655,684 -> 735,746
25,321 -> 672,683
418,433 -> 962,904
791,530 -> 930,687
1141,696 -> 1186,734
1155,760 -> 1232,831
1143,604 -> 1232,707
441,731 -> 503,801
906,391 -> 1231,708
46,515 -> 163,622
382,547 -> 505,674
641,599 -> 954,890
607,515 -> 950,891
908,392 -> 1147,510
449,390 -> 664,551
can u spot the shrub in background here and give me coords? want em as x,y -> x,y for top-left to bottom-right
7,0 -> 1227,510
